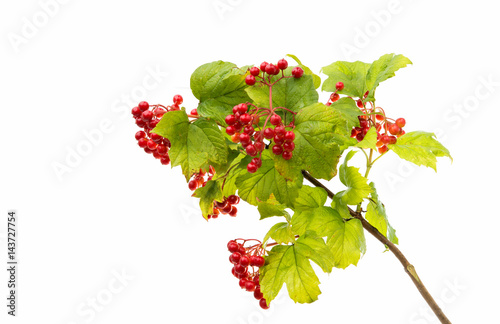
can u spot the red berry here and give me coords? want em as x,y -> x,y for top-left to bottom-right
251,157 -> 262,168
135,131 -> 146,140
225,114 -> 237,126
270,114 -> 281,126
137,138 -> 148,148
230,252 -> 241,264
233,123 -> 243,132
147,140 -> 158,150
396,118 -> 406,128
138,101 -> 149,112
388,124 -> 401,135
330,93 -> 340,102
157,145 -> 168,155
190,109 -> 198,115
188,180 -> 198,191
376,114 -> 384,121
160,155 -> 170,165
251,255 -> 265,267
226,126 -> 236,135
263,128 -> 275,139
284,131 -> 295,142
356,99 -> 363,108
378,145 -> 388,154
359,119 -> 368,128
272,145 -> 283,155
282,151 -> 293,160
245,75 -> 256,86
244,125 -> 255,135
356,133 -> 364,141
273,134 -> 284,145
231,133 -> 240,143
239,279 -> 248,289
350,128 -> 358,138
144,147 -> 153,154
259,298 -> 269,309
239,255 -> 250,267
250,67 -> 260,76
245,281 -> 256,292
135,118 -> 146,128
227,195 -> 240,205
237,103 -> 248,114
292,67 -> 304,78
240,113 -> 252,125
154,107 -> 166,118
238,245 -> 246,255
239,133 -> 251,144
283,142 -> 295,152
228,241 -> 239,253
254,287 -> 264,300
148,119 -> 159,129
141,110 -> 153,122
247,163 -> 258,173
260,62 -> 268,72
229,206 -> 237,217
336,81 -> 344,91
151,133 -> 163,144
232,105 -> 239,114
173,95 -> 183,105
388,136 -> 397,145
398,130 -> 406,137
246,144 -> 257,157
254,141 -> 264,152
265,64 -> 277,75
274,125 -> 285,136
277,59 -> 288,70
131,106 -> 141,117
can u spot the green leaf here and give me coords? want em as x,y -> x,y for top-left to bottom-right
257,195 -> 291,221
366,183 -> 398,244
193,180 -> 223,220
355,127 -> 378,150
272,103 -> 347,180
153,111 -> 229,180
260,232 -> 334,304
263,222 -> 295,245
235,156 -> 303,206
329,97 -> 363,130
292,206 -> 342,237
331,195 -> 351,220
388,131 -> 452,171
245,67 -> 318,113
327,217 -> 366,269
293,186 -> 327,211
190,61 -> 251,124
365,54 -> 412,101
216,154 -> 251,197
286,54 -> 321,89
321,60 -> 371,99
337,151 -> 372,205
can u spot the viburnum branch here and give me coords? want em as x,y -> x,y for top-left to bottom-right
301,170 -> 452,324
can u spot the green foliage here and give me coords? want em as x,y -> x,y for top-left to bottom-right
193,180 -> 223,220
336,151 -> 373,205
366,183 -> 398,244
257,195 -> 291,221
263,222 -> 295,245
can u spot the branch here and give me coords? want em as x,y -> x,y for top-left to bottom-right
301,170 -> 452,324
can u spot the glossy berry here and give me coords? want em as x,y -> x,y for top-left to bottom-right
244,125 -> 255,135
247,163 -> 257,173
225,114 -> 237,126
141,110 -> 153,122
270,114 -> 281,126
239,255 -> 250,267
135,131 -> 146,140
388,136 -> 397,144
277,59 -> 288,70
251,157 -> 262,168
356,99 -> 363,108
230,252 -> 241,264
245,75 -> 256,86
388,124 -> 401,135
160,156 -> 170,165
147,140 -> 158,150
237,103 -> 248,114
254,141 -> 264,152
260,62 -> 268,72
226,126 -> 236,135
330,93 -> 340,102
228,241 -> 239,253
234,264 -> 246,274
250,255 -> 265,267
231,133 -> 240,143
274,125 -> 285,136
250,67 -> 260,76
282,151 -> 293,160
246,144 -> 257,157
188,180 -> 198,191
336,81 -> 344,91
138,101 -> 149,112
265,64 -> 277,75
378,145 -> 388,154
229,206 -> 238,217
254,287 -> 264,300
227,195 -> 240,205
239,133 -> 250,144
284,131 -> 295,142
263,128 -> 275,139
240,113 -> 252,125
157,145 -> 168,155
283,141 -> 295,152
131,106 -> 141,117
396,118 -> 406,128
137,138 -> 148,148
173,95 -> 183,105
259,298 -> 269,309
245,281 -> 256,292
273,134 -> 284,145
272,144 -> 283,155
292,67 -> 304,78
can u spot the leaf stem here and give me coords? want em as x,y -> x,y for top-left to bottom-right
300,170 -> 452,324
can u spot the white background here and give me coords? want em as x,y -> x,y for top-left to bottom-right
1,0 -> 499,323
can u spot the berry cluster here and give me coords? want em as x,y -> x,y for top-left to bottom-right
132,97 -> 184,166
227,59 -> 301,173
227,239 -> 269,310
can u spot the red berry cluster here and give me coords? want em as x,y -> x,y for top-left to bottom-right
227,239 -> 269,310
209,195 -> 241,219
188,166 -> 215,191
326,81 -> 345,105
245,59 -> 304,86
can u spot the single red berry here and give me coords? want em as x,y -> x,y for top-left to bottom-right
254,141 -> 264,152
246,144 -> 257,157
245,75 -> 256,86
157,145 -> 168,155
260,62 -> 268,72
154,108 -> 166,118
378,145 -> 388,154
251,255 -> 265,267
137,138 -> 148,148
173,95 -> 183,105
250,67 -> 260,76
388,124 -> 401,135
231,133 -> 240,143
265,64 -> 277,75
284,131 -> 295,142
398,130 -> 406,137
222,203 -> 233,214
251,157 -> 262,168
144,147 -> 153,154
291,67 -> 304,78
356,133 -> 364,141
270,114 -> 281,126
233,122 -> 243,132
138,101 -> 149,112
227,195 -> 240,205
141,110 -> 153,122
190,109 -> 198,116
356,99 -> 363,108
277,59 -> 288,70
160,155 -> 170,165
350,128 -> 358,138
376,114 -> 384,121
237,103 -> 248,114
151,133 -> 163,144
239,279 -> 248,289
239,255 -> 250,267
147,140 -> 158,150
240,113 -> 252,125
388,136 -> 397,145
131,106 -> 141,117
254,287 -> 264,300
151,150 -> 161,160
135,131 -> 146,140
274,125 -> 286,136
330,93 -> 340,102
253,276 -> 259,284
273,134 -> 284,145
230,252 -> 241,264
135,118 -> 146,128
232,105 -> 239,114
283,142 -> 295,152
225,114 -> 237,126
272,144 -> 283,155
359,119 -> 368,128
396,118 -> 406,128
238,245 -> 246,255
148,119 -> 159,129
282,151 -> 293,160
226,126 -> 236,135
244,125 -> 255,135
336,81 -> 344,91
263,128 -> 275,139
239,133 -> 251,144
247,163 -> 258,173
229,206 -> 237,217
259,298 -> 269,309
228,241 -> 239,253
245,281 -> 256,292
188,180 -> 198,191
